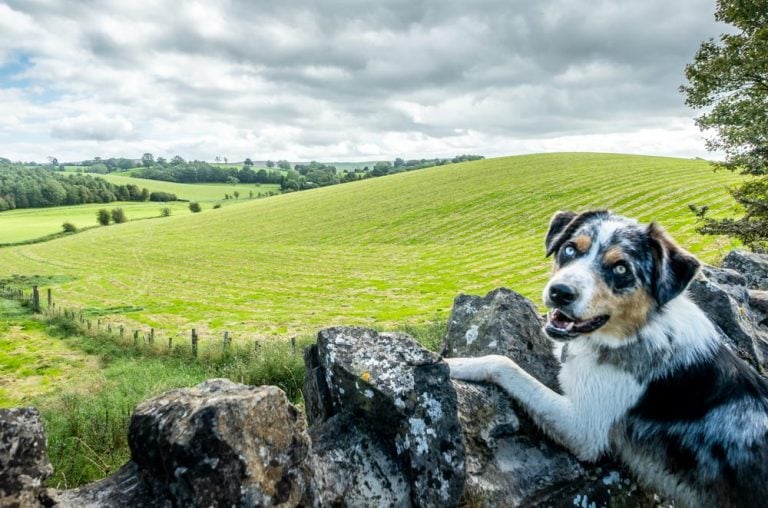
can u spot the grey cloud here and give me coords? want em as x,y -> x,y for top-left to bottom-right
1,0 -> 722,160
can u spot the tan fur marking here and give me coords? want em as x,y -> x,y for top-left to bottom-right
603,247 -> 624,265
585,280 -> 653,339
573,235 -> 592,253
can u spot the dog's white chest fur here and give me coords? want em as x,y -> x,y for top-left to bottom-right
558,341 -> 644,460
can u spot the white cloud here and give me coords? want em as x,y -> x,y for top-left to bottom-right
0,0 -> 723,162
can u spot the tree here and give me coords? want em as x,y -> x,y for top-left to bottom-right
266,160 -> 275,168
111,208 -> 127,223
244,158 -> 254,166
97,208 -> 111,226
62,222 -> 77,233
277,160 -> 291,170
189,201 -> 202,213
682,0 -> 768,248
141,153 -> 154,167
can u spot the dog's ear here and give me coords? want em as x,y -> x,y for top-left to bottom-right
545,211 -> 577,257
647,223 -> 700,306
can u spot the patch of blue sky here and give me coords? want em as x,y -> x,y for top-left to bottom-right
0,53 -> 62,103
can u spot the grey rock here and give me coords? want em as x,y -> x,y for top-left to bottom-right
722,249 -> 768,290
48,462 -> 151,508
0,407 -> 52,508
749,289 -> 768,329
129,379 -> 310,507
442,287 -> 560,391
308,413 -> 411,507
306,326 -> 465,507
688,265 -> 768,372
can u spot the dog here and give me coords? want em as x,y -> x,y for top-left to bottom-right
446,210 -> 768,507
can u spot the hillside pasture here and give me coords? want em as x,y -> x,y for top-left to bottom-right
0,153 -> 742,339
99,174 -> 281,202
0,201 -> 193,244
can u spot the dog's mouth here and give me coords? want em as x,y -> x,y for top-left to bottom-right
545,309 -> 610,339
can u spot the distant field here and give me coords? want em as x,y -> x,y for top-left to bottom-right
0,153 -> 742,339
0,201 -> 196,243
99,174 -> 280,202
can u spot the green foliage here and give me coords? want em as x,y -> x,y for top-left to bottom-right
110,208 -> 127,224
0,163 -> 149,211
148,191 -> 177,202
96,209 -> 110,226
188,201 -> 202,213
160,207 -> 172,217
61,222 -> 77,233
682,0 -> 768,248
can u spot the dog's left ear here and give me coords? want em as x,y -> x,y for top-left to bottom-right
647,223 -> 700,306
545,210 -> 577,257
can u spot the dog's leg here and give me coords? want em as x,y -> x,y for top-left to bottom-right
446,355 -> 599,460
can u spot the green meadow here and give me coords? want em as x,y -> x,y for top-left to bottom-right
0,177 -> 281,243
0,153 -> 742,341
99,173 -> 281,202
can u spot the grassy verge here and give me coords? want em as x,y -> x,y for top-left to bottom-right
17,308 -> 308,488
3,300 -> 445,489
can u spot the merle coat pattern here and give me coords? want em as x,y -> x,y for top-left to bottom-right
447,210 -> 768,507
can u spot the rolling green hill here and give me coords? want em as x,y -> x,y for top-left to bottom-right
0,153 -> 741,339
99,174 -> 280,202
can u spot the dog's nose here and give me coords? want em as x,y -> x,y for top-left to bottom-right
549,283 -> 578,306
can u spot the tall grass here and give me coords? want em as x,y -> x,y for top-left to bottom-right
34,311 -> 312,488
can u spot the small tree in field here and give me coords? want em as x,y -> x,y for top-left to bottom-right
97,208 -> 111,226
160,207 -> 172,217
189,202 -> 202,213
111,208 -> 127,224
62,222 -> 77,233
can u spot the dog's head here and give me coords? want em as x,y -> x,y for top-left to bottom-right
542,210 -> 700,341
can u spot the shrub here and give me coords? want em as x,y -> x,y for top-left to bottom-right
62,222 -> 78,233
96,209 -> 111,226
213,203 -> 222,209
160,207 -> 172,217
188,202 -> 202,213
149,191 -> 177,202
110,208 -> 127,224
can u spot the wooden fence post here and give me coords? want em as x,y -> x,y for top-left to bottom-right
120,326 -> 124,338
223,331 -> 230,352
134,330 -> 139,348
191,329 -> 198,358
168,336 -> 173,351
149,328 -> 155,345
47,288 -> 52,308
32,286 -> 40,313
291,336 -> 296,356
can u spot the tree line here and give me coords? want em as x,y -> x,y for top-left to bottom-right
0,163 -> 175,211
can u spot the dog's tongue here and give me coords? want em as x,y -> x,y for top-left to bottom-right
550,309 -> 575,330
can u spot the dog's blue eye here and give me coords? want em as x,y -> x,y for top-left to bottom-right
564,245 -> 576,256
614,264 -> 627,275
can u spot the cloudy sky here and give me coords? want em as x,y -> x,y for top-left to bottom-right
0,0 -> 723,163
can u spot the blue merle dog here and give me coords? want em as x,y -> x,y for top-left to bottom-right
447,210 -> 768,507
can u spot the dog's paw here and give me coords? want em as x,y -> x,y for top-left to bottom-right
444,357 -> 491,382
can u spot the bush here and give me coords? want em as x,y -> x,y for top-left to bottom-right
149,191 -> 177,202
188,202 -> 202,213
110,208 -> 127,224
62,222 -> 78,233
96,209 -> 111,226
160,207 -> 172,217
213,203 -> 221,209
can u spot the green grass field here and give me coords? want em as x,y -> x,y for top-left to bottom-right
99,173 -> 280,202
0,153 -> 742,340
0,201 -> 193,244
